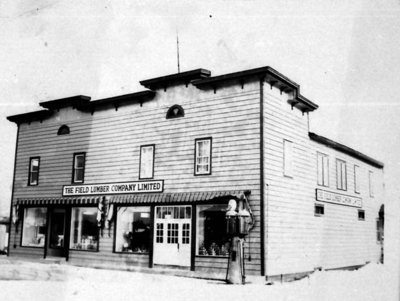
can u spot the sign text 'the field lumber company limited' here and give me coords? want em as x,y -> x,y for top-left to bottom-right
63,180 -> 164,196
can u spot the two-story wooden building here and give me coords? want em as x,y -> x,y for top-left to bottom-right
6,66 -> 384,280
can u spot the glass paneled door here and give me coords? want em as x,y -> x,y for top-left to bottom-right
47,208 -> 70,257
153,206 -> 191,267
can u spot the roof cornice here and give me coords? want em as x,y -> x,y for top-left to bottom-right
77,90 -> 156,112
192,66 -> 318,113
39,95 -> 91,110
140,69 -> 211,90
7,109 -> 53,125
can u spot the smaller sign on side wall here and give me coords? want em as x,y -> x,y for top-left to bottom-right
316,189 -> 362,208
63,180 -> 164,196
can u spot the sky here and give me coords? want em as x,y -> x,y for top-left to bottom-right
0,0 -> 399,256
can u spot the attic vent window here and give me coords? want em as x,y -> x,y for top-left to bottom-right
166,105 -> 184,119
57,125 -> 70,135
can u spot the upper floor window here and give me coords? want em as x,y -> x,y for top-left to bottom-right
369,171 -> 374,197
73,153 -> 85,183
195,138 -> 212,175
317,152 -> 329,187
354,165 -> 360,193
28,157 -> 40,186
166,105 -> 184,119
283,140 -> 293,177
336,159 -> 347,190
57,125 -> 70,135
140,145 -> 155,179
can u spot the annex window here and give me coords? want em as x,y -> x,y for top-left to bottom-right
28,157 -> 40,186
21,207 -> 47,247
166,104 -> 184,119
195,138 -> 212,175
57,125 -> 70,135
283,140 -> 294,177
115,206 -> 151,253
314,203 -> 324,216
358,209 -> 365,221
70,207 -> 98,251
317,152 -> 329,187
197,204 -> 229,256
354,165 -> 360,193
369,171 -> 374,197
336,159 -> 347,191
72,153 -> 85,183
139,145 -> 154,179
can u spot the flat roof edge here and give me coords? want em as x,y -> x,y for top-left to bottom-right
78,90 -> 156,111
7,109 -> 53,124
309,132 -> 384,169
39,95 -> 91,110
140,69 -> 211,89
193,66 -> 318,112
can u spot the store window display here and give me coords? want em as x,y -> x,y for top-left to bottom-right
21,207 -> 47,247
70,207 -> 98,251
197,204 -> 229,256
115,206 -> 151,253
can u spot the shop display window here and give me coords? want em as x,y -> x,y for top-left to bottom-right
70,207 -> 98,251
115,206 -> 151,253
21,207 -> 47,247
197,204 -> 229,256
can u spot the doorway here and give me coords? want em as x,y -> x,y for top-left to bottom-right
46,207 -> 70,258
153,206 -> 192,267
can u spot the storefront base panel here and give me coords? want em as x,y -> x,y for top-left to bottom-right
69,252 -> 150,269
9,248 -> 44,260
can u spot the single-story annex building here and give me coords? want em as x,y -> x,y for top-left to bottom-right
6,66 -> 384,280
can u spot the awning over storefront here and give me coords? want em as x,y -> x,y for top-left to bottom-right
107,190 -> 249,204
13,196 -> 102,206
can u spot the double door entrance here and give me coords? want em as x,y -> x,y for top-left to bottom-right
46,207 -> 70,258
153,206 -> 192,267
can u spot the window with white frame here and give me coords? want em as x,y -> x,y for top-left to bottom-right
354,165 -> 360,193
336,159 -> 347,190
369,171 -> 374,197
139,145 -> 155,179
283,140 -> 294,177
21,207 -> 47,247
195,138 -> 212,175
28,157 -> 40,186
317,152 -> 329,186
73,153 -> 85,183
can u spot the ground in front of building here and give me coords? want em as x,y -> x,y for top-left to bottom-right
0,257 -> 395,301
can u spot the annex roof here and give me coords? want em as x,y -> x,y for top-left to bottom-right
140,68 -> 211,90
309,132 -> 384,169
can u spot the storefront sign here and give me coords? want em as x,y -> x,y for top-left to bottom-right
316,189 -> 362,208
63,180 -> 164,196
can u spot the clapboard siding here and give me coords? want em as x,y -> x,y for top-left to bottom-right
263,83 -> 383,276
10,83 -> 263,275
